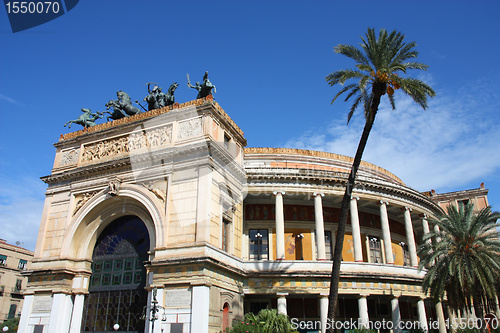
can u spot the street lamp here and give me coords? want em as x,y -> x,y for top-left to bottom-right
113,324 -> 120,331
141,287 -> 167,333
3,326 -> 9,332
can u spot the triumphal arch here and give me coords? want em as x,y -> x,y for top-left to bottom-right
20,96 -> 247,333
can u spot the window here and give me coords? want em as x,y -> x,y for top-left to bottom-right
249,229 -> 269,260
222,219 -> 230,252
457,199 -> 470,207
0,255 -> 6,266
18,259 -> 27,270
8,304 -> 17,319
369,237 -> 383,263
14,279 -> 22,292
400,242 -> 410,266
224,134 -> 231,150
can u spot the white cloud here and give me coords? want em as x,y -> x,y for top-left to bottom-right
0,94 -> 22,105
285,77 -> 500,193
0,175 -> 45,251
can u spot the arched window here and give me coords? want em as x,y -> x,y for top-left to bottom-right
81,216 -> 150,332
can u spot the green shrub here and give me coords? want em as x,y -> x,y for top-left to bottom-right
228,308 -> 292,333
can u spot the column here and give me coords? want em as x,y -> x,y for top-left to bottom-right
350,197 -> 363,262
274,191 -> 286,260
403,207 -> 418,267
314,192 -> 326,260
48,293 -> 74,333
191,285 -> 210,333
391,296 -> 401,333
379,201 -> 394,264
358,295 -> 369,328
417,298 -> 428,332
69,294 -> 85,333
319,293 -> 329,333
277,293 -> 288,315
17,294 -> 34,333
421,215 -> 430,235
435,301 -> 447,333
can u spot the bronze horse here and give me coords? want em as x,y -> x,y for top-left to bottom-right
64,108 -> 103,128
103,90 -> 141,121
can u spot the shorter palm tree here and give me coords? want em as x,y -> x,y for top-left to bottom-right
418,202 -> 500,319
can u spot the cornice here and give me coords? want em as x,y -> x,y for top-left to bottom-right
244,147 -> 404,185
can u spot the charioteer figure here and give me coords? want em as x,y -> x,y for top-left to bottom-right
187,71 -> 216,99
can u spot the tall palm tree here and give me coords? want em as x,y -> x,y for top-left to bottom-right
325,28 -> 435,329
418,203 -> 500,320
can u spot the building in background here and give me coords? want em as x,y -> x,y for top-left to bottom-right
18,98 -> 498,333
0,239 -> 33,322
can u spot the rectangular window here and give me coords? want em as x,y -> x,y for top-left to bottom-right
14,279 -> 22,292
369,237 -> 382,263
0,255 -> 6,266
222,219 -> 230,252
457,199 -> 470,207
18,259 -> 27,270
224,134 -> 231,150
249,229 -> 269,260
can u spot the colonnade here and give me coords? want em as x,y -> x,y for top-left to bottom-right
274,292 -> 447,333
272,191 -> 423,266
270,191 -> 449,333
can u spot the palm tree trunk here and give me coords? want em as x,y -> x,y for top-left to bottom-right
326,94 -> 381,333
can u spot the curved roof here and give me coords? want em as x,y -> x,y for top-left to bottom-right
244,147 -> 405,186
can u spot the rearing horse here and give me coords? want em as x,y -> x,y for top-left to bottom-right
64,108 -> 103,128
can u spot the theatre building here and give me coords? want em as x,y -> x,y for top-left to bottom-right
18,98 -> 496,333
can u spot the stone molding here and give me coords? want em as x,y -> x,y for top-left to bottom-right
244,147 -> 404,185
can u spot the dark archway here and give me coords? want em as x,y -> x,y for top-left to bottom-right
81,215 -> 150,332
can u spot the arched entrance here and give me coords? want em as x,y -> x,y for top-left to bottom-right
81,215 -> 150,332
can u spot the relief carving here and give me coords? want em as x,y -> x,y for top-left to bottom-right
108,179 -> 121,196
178,118 -> 202,139
142,181 -> 167,202
60,148 -> 80,166
81,125 -> 172,163
73,191 -> 99,215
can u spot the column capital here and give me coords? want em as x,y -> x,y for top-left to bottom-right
276,292 -> 289,297
358,293 -> 370,298
320,292 -> 329,297
273,191 -> 285,196
418,213 -> 428,219
350,196 -> 359,200
402,206 -> 412,212
313,192 -> 325,197
378,200 -> 389,206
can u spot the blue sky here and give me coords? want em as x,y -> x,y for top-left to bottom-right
1,1 -> 499,251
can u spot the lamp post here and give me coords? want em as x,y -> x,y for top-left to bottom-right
141,287 -> 166,333
113,324 -> 120,331
3,326 -> 9,332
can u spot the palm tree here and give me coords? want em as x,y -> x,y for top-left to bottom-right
324,28 -> 435,330
418,203 -> 500,320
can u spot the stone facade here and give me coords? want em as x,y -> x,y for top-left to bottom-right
18,99 -> 496,333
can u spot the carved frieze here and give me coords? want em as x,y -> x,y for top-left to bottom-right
81,124 -> 172,164
177,117 -> 202,139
